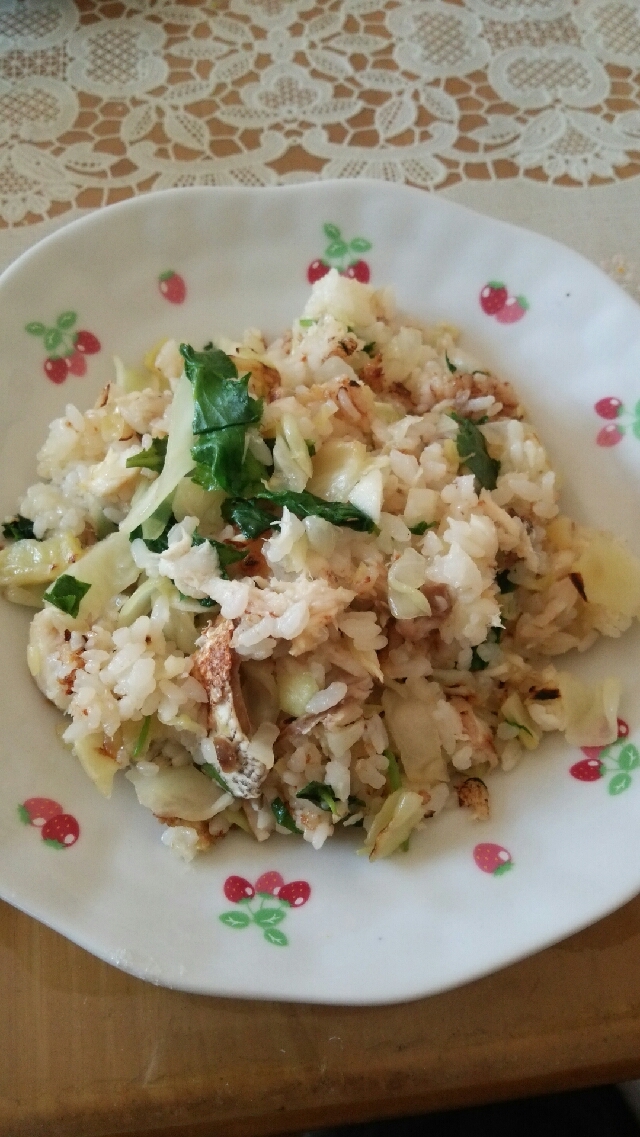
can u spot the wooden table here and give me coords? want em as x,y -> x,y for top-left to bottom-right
3,893 -> 640,1137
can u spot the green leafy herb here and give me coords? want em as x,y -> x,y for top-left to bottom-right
296,781 -> 340,815
179,591 -> 215,608
44,574 -> 91,618
255,489 -> 376,533
130,513 -> 176,553
469,627 -> 502,671
221,497 -> 276,539
496,569 -> 517,593
2,515 -> 35,540
409,521 -> 435,536
362,342 -> 376,357
383,748 -> 402,792
445,352 -> 457,374
271,797 -> 302,834
132,715 -> 151,759
504,717 -> 534,738
306,440 -> 316,457
450,413 -> 500,491
180,343 -> 264,496
192,533 -> 247,578
299,318 -> 316,327
180,344 -> 262,434
126,436 -> 167,473
201,763 -> 231,793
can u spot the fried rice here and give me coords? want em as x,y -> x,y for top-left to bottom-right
3,269 -> 640,861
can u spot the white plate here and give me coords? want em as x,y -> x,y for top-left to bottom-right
1,181 -> 639,1005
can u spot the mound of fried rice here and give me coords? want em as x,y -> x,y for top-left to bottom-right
4,270 -> 640,861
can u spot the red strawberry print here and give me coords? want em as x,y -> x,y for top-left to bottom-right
495,295 -> 529,324
596,423 -> 624,446
581,718 -> 629,759
74,330 -> 101,355
480,282 -> 507,316
570,757 -> 605,781
67,351 -> 87,377
255,870 -> 285,896
473,842 -> 513,875
44,357 -> 68,384
158,271 -> 186,304
307,225 -> 372,285
41,813 -> 80,849
343,260 -> 370,283
223,875 -> 255,903
18,797 -> 63,827
595,397 -> 623,420
307,259 -> 330,284
278,880 -> 311,907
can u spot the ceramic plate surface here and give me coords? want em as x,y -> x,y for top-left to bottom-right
1,181 -> 639,1004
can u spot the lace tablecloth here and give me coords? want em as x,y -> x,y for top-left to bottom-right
2,0 -> 640,291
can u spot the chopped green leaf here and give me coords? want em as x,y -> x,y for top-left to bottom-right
255,488 -> 376,533
306,440 -> 316,457
496,569 -> 517,593
469,647 -> 489,672
299,319 -> 316,327
2,515 -> 35,540
179,591 -> 215,608
130,513 -> 176,553
201,763 -> 231,792
44,574 -> 91,618
469,626 -> 502,671
132,715 -> 151,759
190,424 -> 247,494
450,413 -> 500,491
445,352 -> 457,374
221,497 -> 276,539
296,781 -> 340,815
271,796 -> 302,834
383,748 -> 402,792
180,344 -> 262,435
192,533 -> 247,578
126,436 -> 167,473
362,342 -> 376,357
191,430 -> 269,498
504,717 -> 534,738
409,521 -> 435,536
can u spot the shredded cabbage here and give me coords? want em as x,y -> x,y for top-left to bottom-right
126,764 -> 224,821
74,734 -> 119,797
363,788 -> 424,860
64,530 -> 140,625
121,374 -> 195,534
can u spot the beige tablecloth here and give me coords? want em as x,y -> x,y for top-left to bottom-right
1,0 -> 639,298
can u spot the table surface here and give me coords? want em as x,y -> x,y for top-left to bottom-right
3,894 -> 640,1137
3,2 -> 640,1135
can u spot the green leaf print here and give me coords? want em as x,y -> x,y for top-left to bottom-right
25,322 -> 46,336
44,328 -> 63,353
349,237 -> 371,253
56,311 -> 77,330
263,927 -> 288,947
323,223 -> 341,241
609,772 -> 632,796
219,910 -> 251,929
617,744 -> 640,772
254,907 -> 286,928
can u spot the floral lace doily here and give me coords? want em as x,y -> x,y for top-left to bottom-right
2,0 -> 640,231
